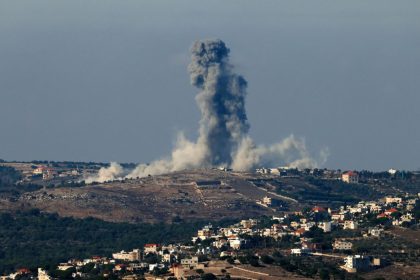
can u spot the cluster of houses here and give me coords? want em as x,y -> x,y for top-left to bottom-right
32,166 -> 81,181
2,193 -> 418,279
255,166 -> 349,180
254,167 -> 417,186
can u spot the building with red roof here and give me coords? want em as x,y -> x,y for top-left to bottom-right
385,208 -> 398,215
312,206 -> 326,213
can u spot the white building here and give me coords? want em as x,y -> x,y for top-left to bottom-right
385,197 -> 402,204
144,244 -> 159,254
342,171 -> 359,184
342,255 -> 370,273
343,220 -> 358,230
229,237 -> 245,250
333,240 -> 353,250
318,221 -> 332,233
57,263 -> 74,271
38,268 -> 51,280
112,249 -> 141,261
368,227 -> 383,237
262,196 -> 272,206
180,257 -> 199,269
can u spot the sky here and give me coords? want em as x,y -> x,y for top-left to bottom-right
0,1 -> 419,171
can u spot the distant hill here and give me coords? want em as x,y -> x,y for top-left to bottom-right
2,167 -> 416,223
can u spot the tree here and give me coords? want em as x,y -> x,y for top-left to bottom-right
201,273 -> 217,280
261,255 -> 274,264
319,268 -> 329,280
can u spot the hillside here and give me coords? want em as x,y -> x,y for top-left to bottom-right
1,166 -> 410,223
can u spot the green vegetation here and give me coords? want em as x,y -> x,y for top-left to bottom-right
304,177 -> 381,202
270,251 -> 364,280
0,166 -> 21,188
0,166 -> 42,193
0,209 -> 235,274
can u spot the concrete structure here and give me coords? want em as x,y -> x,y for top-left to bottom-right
385,197 -> 402,204
197,224 -> 214,240
112,249 -> 141,261
333,240 -> 353,250
262,196 -> 272,206
240,219 -> 257,229
229,237 -> 245,250
342,171 -> 359,184
180,256 -> 199,269
144,244 -> 159,254
343,220 -> 358,230
342,255 -> 370,273
37,268 -> 51,280
57,263 -> 74,271
318,221 -> 332,232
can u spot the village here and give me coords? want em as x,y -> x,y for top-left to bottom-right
2,191 -> 418,280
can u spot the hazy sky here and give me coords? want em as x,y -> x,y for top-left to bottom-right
1,1 -> 419,171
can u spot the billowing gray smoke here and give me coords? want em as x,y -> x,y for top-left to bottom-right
85,39 -> 328,183
189,39 -> 249,166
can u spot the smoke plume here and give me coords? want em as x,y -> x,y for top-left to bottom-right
85,39 -> 327,183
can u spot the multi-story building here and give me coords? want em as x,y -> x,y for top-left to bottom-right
318,221 -> 332,232
333,240 -> 353,250
342,171 -> 359,184
342,255 -> 370,273
38,268 -> 51,280
112,249 -> 141,261
343,220 -> 358,230
144,244 -> 159,254
180,256 -> 199,269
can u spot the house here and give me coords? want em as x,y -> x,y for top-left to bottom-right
332,213 -> 346,221
180,256 -> 199,269
384,208 -> 398,216
33,166 -> 57,179
240,219 -> 257,229
301,242 -> 322,251
333,240 -> 353,250
57,263 -> 74,271
261,196 -> 272,207
112,249 -> 141,261
342,255 -> 370,273
38,268 -> 51,280
343,220 -> 358,230
213,239 -> 228,249
42,168 -> 57,180
196,224 -> 214,240
385,197 -> 402,204
144,244 -> 159,254
148,263 -> 165,272
368,227 -> 383,237
318,221 -> 332,232
342,171 -> 359,184
33,166 -> 47,175
291,248 -> 309,255
229,237 -> 245,250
